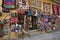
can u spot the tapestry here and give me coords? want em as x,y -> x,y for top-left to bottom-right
52,4 -> 58,15
43,3 -> 50,13
2,0 -> 16,9
18,0 -> 29,12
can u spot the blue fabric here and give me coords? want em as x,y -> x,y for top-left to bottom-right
26,9 -> 32,16
44,15 -> 48,25
41,26 -> 45,31
44,15 -> 48,19
6,0 -> 15,2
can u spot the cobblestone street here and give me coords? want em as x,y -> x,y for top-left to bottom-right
21,31 -> 60,40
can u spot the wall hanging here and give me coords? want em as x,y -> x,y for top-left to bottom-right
18,0 -> 29,12
52,4 -> 58,15
35,0 -> 41,8
43,2 -> 50,13
29,0 -> 41,8
2,0 -> 16,9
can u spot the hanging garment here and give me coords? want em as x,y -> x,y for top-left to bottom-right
18,9 -> 25,14
40,17 -> 44,23
18,0 -> 29,12
10,17 -> 18,24
26,9 -> 32,16
44,15 -> 48,25
53,5 -> 58,15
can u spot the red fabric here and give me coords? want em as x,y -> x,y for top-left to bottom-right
40,18 -> 44,23
53,5 -> 58,15
0,24 -> 3,28
18,10 -> 25,14
10,17 -> 18,23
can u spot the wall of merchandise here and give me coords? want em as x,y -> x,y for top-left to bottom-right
0,0 -> 60,38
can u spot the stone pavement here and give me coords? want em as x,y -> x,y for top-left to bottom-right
0,30 -> 60,40
21,31 -> 60,40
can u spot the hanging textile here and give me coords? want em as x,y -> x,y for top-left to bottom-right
2,0 -> 16,9
43,2 -> 50,13
26,8 -> 32,16
18,0 -> 29,13
10,17 -> 18,24
53,4 -> 58,15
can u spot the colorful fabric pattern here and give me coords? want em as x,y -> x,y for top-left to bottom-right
2,0 -> 16,9
18,0 -> 29,12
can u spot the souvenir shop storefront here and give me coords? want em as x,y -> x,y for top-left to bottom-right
0,0 -> 60,38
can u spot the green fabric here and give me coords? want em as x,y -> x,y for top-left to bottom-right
4,4 -> 15,8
